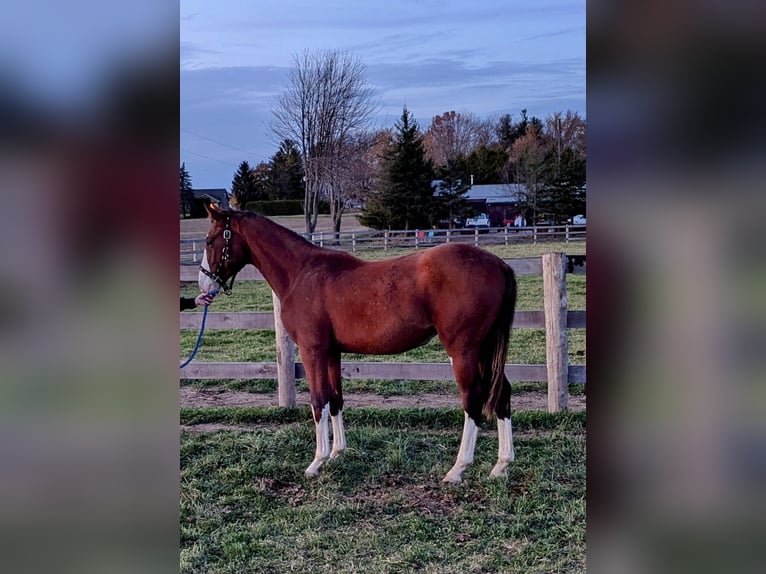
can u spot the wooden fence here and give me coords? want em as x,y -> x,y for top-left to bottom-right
180,224 -> 586,264
180,253 -> 585,413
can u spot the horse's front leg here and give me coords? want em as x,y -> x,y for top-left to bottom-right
305,403 -> 331,477
303,346 -> 332,478
443,353 -> 482,484
328,349 -> 346,460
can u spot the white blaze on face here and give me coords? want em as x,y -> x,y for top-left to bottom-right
198,250 -> 217,294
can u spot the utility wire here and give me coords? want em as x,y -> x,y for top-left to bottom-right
181,128 -> 260,156
180,147 -> 232,165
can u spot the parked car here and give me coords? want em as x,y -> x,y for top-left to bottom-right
571,214 -> 586,225
465,213 -> 490,228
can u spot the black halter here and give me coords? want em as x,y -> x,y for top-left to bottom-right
200,216 -> 237,295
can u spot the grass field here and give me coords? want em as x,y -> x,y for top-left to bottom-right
180,236 -> 586,573
180,408 -> 585,574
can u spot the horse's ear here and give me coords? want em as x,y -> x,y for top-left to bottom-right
205,202 -> 222,219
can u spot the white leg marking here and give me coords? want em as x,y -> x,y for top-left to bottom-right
443,412 -> 479,484
198,251 -> 217,293
490,417 -> 515,478
330,410 -> 346,459
305,404 -> 330,477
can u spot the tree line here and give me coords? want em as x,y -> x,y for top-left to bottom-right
181,49 -> 585,231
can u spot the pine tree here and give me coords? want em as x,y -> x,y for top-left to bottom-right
230,160 -> 258,208
180,162 -> 194,218
269,140 -> 304,200
359,107 -> 435,230
538,147 -> 586,223
434,159 -> 471,229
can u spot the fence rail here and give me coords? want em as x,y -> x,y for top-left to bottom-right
180,224 -> 585,264
180,252 -> 585,413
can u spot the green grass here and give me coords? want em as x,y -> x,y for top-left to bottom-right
180,408 -> 585,573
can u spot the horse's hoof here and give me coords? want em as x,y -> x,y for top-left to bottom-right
489,466 -> 508,479
329,449 -> 345,460
442,473 -> 462,484
304,467 -> 321,478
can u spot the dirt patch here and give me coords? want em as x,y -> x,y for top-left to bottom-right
180,386 -> 585,412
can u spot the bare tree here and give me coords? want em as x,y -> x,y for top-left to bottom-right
509,123 -> 548,224
423,110 -> 490,166
271,49 -> 377,234
543,110 -> 587,178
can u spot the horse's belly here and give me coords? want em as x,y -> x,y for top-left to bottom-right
335,324 -> 436,356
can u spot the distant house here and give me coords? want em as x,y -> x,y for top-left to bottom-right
190,188 -> 229,218
464,184 -> 528,226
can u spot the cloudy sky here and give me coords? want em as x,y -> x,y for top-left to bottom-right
181,0 -> 585,189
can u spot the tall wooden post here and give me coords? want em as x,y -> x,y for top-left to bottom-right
272,290 -> 296,407
542,253 -> 569,412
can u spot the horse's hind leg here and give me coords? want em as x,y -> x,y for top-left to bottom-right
328,349 -> 346,460
490,375 -> 515,478
443,352 -> 483,484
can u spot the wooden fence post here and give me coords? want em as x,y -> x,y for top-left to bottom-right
192,241 -> 197,263
446,229 -> 451,243
352,232 -> 356,253
272,290 -> 296,407
384,230 -> 389,250
542,253 -> 568,412
474,227 -> 479,247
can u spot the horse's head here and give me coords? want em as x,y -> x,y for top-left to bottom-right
198,203 -> 248,295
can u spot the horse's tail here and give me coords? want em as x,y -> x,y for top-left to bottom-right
483,263 -> 517,418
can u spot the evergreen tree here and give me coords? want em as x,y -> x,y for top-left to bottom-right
268,140 -> 304,200
248,162 -> 272,203
230,160 -> 258,208
359,107 -> 435,230
180,162 -> 194,218
464,144 -> 508,184
434,159 -> 471,229
538,147 -> 586,223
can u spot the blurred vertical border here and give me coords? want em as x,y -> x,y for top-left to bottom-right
0,2 -> 180,573
588,0 -> 766,572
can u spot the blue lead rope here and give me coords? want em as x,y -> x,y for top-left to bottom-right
180,290 -> 218,369
180,303 -> 209,368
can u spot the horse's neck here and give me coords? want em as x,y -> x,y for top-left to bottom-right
235,215 -> 314,297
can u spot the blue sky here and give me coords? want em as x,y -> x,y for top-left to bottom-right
181,0 -> 585,189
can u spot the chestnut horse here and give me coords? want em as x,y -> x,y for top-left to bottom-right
198,205 -> 517,483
